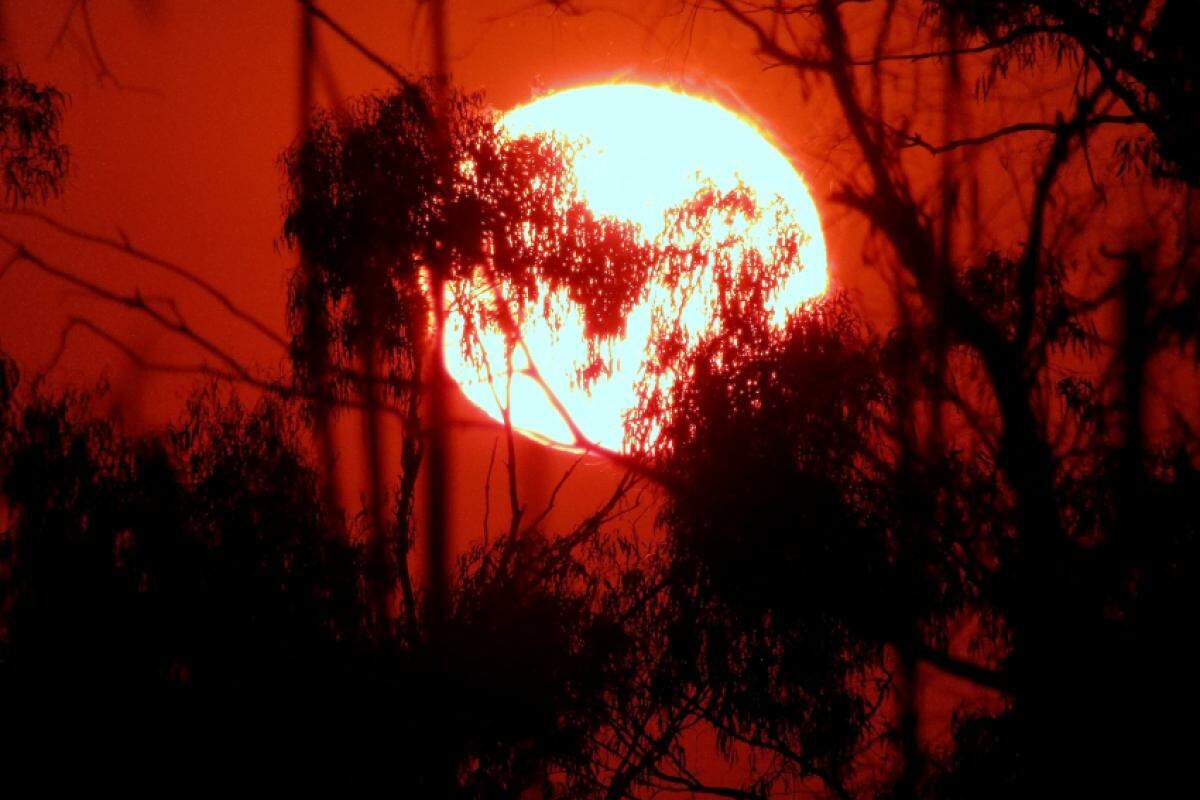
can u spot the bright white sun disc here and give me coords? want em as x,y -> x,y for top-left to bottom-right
446,83 -> 828,452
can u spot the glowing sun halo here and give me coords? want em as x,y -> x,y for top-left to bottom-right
446,83 -> 828,452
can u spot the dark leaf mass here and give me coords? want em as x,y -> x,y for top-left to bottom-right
0,65 -> 68,207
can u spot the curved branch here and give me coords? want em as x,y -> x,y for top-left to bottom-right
896,113 -> 1137,156
5,209 -> 288,349
848,22 -> 1068,66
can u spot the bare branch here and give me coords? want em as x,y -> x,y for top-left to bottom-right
848,22 -> 1068,66
299,0 -> 413,87
895,113 -> 1137,156
4,209 -> 288,349
712,0 -> 831,72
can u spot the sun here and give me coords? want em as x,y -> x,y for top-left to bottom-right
445,83 -> 828,452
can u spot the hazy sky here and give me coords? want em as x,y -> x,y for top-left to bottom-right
0,1 -> 848,411
0,2 -> 856,546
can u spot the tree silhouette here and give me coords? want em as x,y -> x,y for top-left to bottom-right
1,2 -> 1198,796
0,55 -> 655,789
583,1 -> 1200,796
930,0 -> 1200,186
0,65 -> 67,207
280,83 -> 655,630
0,352 -> 644,792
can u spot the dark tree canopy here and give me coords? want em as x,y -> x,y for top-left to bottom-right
0,356 -> 630,793
281,83 -> 655,412
930,0 -> 1200,185
0,379 -> 356,695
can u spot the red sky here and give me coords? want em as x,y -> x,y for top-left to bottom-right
0,0 -> 866,546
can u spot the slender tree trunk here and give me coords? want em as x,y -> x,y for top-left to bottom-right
424,1 -> 456,794
298,4 -> 345,540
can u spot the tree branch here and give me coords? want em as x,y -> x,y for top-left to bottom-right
895,114 -> 1137,156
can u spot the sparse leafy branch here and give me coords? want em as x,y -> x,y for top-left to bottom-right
0,66 -> 68,207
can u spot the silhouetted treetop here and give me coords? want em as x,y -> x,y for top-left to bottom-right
280,82 -> 819,445
281,82 -> 657,409
930,0 -> 1200,184
0,374 -> 363,696
0,65 -> 68,206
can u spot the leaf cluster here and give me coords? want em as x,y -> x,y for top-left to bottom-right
0,65 -> 69,207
